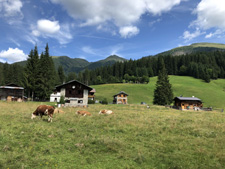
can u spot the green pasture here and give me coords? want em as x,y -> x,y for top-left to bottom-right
91,76 -> 225,109
1,102 -> 225,168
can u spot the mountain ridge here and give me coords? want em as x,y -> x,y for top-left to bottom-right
157,42 -> 225,56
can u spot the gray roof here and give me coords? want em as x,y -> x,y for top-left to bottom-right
0,86 -> 24,90
113,91 -> 128,97
174,97 -> 201,101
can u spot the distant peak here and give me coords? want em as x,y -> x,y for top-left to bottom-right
105,55 -> 127,61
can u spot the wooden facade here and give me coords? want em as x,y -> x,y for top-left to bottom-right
0,84 -> 24,101
51,80 -> 93,107
113,91 -> 128,104
174,96 -> 203,110
88,89 -> 96,100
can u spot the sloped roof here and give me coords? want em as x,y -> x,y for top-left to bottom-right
0,85 -> 24,90
113,91 -> 129,97
174,97 -> 201,101
55,80 -> 93,91
90,88 -> 96,93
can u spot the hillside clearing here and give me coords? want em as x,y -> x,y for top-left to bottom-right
1,102 -> 225,168
91,76 -> 225,109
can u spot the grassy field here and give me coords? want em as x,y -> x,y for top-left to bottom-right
91,76 -> 225,109
1,101 -> 225,168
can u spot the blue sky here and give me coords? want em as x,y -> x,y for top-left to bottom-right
0,0 -> 225,63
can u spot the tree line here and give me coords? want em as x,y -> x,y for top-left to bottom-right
78,50 -> 225,85
0,45 -> 225,100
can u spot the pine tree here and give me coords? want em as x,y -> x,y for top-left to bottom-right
153,59 -> 173,105
66,72 -> 77,82
37,44 -> 57,100
25,46 -> 39,100
58,65 -> 65,84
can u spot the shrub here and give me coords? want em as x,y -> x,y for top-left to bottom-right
88,100 -> 95,104
59,96 -> 65,104
101,98 -> 108,105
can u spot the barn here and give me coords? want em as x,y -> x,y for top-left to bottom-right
0,83 -> 24,101
113,91 -> 128,104
174,96 -> 203,110
50,80 -> 94,107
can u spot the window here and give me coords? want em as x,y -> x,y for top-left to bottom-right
78,100 -> 83,104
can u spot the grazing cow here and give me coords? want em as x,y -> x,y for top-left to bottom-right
99,109 -> 114,115
76,110 -> 91,116
31,105 -> 55,122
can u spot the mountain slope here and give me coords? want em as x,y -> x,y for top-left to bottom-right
13,55 -> 127,74
86,55 -> 127,70
53,56 -> 90,73
158,43 -> 225,56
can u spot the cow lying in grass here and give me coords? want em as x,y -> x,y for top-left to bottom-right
99,109 -> 114,115
31,105 -> 57,122
76,110 -> 91,116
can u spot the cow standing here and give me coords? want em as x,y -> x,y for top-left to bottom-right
31,105 -> 56,122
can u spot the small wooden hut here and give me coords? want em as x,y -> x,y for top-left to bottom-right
113,91 -> 128,104
174,96 -> 203,110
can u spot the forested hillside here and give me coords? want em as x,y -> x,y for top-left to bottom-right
1,44 -> 225,100
85,50 -> 225,85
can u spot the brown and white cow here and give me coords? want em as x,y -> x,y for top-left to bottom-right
99,109 -> 114,115
76,110 -> 91,116
31,105 -> 56,122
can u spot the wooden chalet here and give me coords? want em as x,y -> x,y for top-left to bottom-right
113,91 -> 128,104
174,96 -> 203,110
88,88 -> 96,100
0,83 -> 24,101
50,80 -> 93,107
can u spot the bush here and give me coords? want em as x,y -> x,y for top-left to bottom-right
101,98 -> 108,105
59,96 -> 65,104
88,100 -> 95,104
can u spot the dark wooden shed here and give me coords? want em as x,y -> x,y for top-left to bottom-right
0,83 -> 24,101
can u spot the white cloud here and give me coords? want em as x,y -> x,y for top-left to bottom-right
184,0 -> 225,41
37,19 -> 60,34
32,19 -> 72,44
119,26 -> 140,38
193,0 -> 225,30
205,33 -> 213,39
50,0 -> 183,37
82,46 -> 98,55
0,0 -> 23,23
0,48 -> 27,63
0,0 -> 23,16
183,29 -> 204,41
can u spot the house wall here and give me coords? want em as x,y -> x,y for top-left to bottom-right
175,100 -> 202,109
114,95 -> 128,104
64,89 -> 89,107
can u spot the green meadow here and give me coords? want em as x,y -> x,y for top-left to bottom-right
1,102 -> 225,168
91,76 -> 225,109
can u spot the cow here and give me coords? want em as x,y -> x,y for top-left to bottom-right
31,105 -> 55,122
76,110 -> 91,116
99,109 -> 114,115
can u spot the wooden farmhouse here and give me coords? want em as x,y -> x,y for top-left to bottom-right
50,80 -> 94,107
174,96 -> 203,110
113,91 -> 128,104
0,83 -> 24,101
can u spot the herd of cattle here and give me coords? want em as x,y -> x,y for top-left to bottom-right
31,105 -> 114,122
